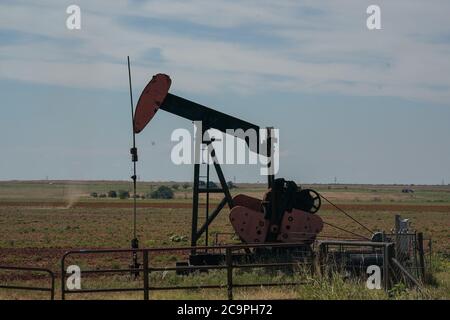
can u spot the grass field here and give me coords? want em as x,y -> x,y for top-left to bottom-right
0,180 -> 449,300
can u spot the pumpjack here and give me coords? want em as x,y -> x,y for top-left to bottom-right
132,73 -> 324,264
127,72 -> 429,291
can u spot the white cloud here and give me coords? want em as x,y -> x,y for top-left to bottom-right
0,0 -> 450,104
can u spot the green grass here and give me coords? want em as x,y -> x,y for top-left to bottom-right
2,258 -> 449,300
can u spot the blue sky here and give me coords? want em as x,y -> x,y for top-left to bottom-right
1,0 -> 449,184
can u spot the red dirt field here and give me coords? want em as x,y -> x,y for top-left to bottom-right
1,200 -> 449,212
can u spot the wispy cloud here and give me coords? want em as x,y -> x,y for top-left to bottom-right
1,0 -> 450,104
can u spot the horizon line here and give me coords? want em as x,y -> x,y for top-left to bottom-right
1,179 -> 449,187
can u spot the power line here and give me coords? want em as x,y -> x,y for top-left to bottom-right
323,221 -> 371,240
319,192 -> 375,235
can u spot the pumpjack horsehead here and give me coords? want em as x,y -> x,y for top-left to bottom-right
133,74 -> 324,249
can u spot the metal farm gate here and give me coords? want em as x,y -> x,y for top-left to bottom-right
60,242 -> 314,300
0,236 -> 431,300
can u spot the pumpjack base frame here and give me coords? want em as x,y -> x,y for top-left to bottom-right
175,243 -> 315,276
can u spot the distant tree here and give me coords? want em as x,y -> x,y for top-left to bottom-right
172,184 -> 179,190
207,181 -> 218,189
90,192 -> 98,198
150,186 -> 174,199
227,181 -> 236,189
108,190 -> 117,198
118,190 -> 130,199
182,183 -> 190,189
99,193 -> 107,198
199,180 -> 206,187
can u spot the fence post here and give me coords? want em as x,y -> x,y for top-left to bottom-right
394,215 -> 401,261
226,247 -> 233,300
317,243 -> 326,276
143,250 -> 149,300
417,232 -> 426,282
61,257 -> 66,300
383,243 -> 393,292
50,272 -> 55,300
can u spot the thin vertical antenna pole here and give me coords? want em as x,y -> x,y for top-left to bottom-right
205,147 -> 210,247
128,56 -> 137,240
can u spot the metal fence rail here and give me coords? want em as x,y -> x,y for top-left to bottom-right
0,266 -> 55,300
0,238 -> 427,300
61,242 -> 312,300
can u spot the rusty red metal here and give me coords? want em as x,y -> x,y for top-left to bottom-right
232,194 -> 262,212
230,206 -> 269,243
134,73 -> 171,133
276,209 -> 323,242
230,193 -> 323,244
